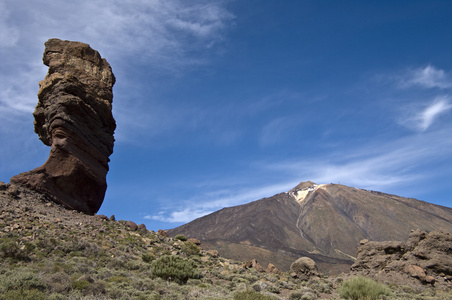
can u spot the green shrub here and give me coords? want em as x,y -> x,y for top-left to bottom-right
150,255 -> 200,284
174,234 -> 187,241
0,289 -> 47,300
0,237 -> 29,260
182,241 -> 200,256
142,252 -> 155,263
233,290 -> 277,300
339,276 -> 391,300
0,270 -> 47,293
0,270 -> 47,300
71,279 -> 91,291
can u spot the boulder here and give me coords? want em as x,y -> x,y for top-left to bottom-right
10,38 -> 115,215
188,238 -> 201,245
243,259 -> 265,272
206,249 -> 219,258
290,257 -> 320,280
138,224 -> 147,232
157,229 -> 168,237
126,221 -> 138,231
404,264 -> 426,280
266,263 -> 282,275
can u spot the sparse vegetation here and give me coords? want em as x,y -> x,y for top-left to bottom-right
174,234 -> 188,241
182,240 -> 201,256
339,276 -> 392,300
234,290 -> 278,300
0,186 -> 450,299
151,254 -> 200,284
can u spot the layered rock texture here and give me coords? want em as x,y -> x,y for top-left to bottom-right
351,230 -> 452,289
168,182 -> 452,274
10,38 -> 116,214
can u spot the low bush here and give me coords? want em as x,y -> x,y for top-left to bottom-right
0,289 -> 47,300
339,276 -> 391,300
174,234 -> 187,241
233,290 -> 277,300
0,270 -> 47,299
142,252 -> 155,263
0,237 -> 30,260
182,241 -> 200,256
151,255 -> 200,284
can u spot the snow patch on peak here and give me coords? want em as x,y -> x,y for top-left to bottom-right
289,183 -> 324,203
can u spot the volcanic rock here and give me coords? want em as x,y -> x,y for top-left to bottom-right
290,257 -> 320,280
243,259 -> 265,272
10,38 -> 116,214
167,182 -> 452,274
266,263 -> 282,275
351,230 -> 452,289
126,221 -> 138,231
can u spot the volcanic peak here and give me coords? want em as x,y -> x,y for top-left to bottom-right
289,181 -> 324,203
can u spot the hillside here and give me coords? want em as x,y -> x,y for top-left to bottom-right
168,182 -> 452,274
1,182 -> 451,299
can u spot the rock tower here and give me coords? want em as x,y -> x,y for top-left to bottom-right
11,38 -> 116,214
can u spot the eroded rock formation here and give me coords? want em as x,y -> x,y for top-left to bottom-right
10,38 -> 116,214
351,230 -> 452,289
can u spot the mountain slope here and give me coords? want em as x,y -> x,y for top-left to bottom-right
168,182 -> 452,274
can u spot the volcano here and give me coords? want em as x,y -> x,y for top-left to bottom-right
168,182 -> 452,274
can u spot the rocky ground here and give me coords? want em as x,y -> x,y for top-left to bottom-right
1,181 -> 451,299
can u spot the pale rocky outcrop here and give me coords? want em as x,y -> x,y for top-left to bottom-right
10,38 -> 115,214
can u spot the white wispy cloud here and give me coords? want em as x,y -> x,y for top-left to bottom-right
0,1 -> 19,47
148,124 -> 452,224
145,181 -> 298,224
415,98 -> 452,131
145,208 -> 214,224
399,97 -> 452,132
265,126 -> 452,191
398,65 -> 452,89
0,0 -> 233,116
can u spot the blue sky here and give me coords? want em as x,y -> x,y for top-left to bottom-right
1,0 -> 451,231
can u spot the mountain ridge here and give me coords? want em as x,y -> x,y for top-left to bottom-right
168,182 -> 452,274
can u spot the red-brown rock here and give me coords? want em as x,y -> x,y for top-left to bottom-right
10,39 -> 115,214
187,238 -> 201,245
126,221 -> 138,231
266,263 -> 282,275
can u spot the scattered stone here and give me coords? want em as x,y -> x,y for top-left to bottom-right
243,259 -> 265,272
266,263 -> 282,275
0,182 -> 8,191
188,238 -> 201,245
96,214 -> 109,221
10,38 -> 116,215
7,185 -> 20,198
425,276 -> 436,284
404,264 -> 426,280
138,224 -> 147,231
206,249 -> 219,258
157,229 -> 168,237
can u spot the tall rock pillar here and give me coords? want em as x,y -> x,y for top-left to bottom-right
11,38 -> 116,214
